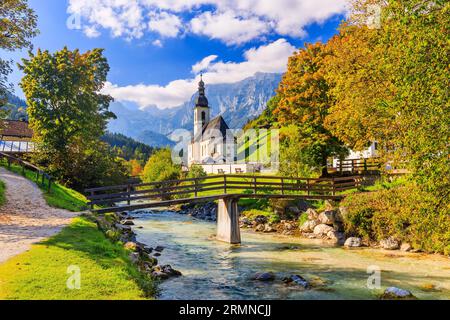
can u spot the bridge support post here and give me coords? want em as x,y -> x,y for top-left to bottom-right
217,197 -> 241,244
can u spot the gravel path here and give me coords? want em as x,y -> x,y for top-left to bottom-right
0,168 -> 78,263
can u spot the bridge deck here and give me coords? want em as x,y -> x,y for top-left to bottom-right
92,194 -> 345,214
86,174 -> 363,215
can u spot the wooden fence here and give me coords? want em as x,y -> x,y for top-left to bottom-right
0,152 -> 53,192
85,175 -> 364,209
334,158 -> 381,173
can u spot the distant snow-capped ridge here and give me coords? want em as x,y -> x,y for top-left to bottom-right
107,72 -> 282,146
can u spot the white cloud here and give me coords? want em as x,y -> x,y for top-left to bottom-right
191,55 -> 218,74
190,11 -> 269,45
152,39 -> 163,47
67,0 -> 349,43
103,39 -> 296,109
148,11 -> 183,37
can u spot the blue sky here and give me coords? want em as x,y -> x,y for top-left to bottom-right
3,0 -> 348,109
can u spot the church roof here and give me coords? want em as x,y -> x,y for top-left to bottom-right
202,116 -> 229,141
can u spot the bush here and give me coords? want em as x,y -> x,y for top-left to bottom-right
141,148 -> 181,186
341,184 -> 450,255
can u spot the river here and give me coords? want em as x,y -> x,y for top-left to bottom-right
132,211 -> 450,300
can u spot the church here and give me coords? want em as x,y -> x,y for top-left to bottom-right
188,76 -> 236,167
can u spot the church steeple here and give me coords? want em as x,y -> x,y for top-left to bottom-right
194,74 -> 210,137
195,74 -> 209,108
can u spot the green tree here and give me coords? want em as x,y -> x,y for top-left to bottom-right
0,0 -> 38,104
141,148 -> 181,186
273,43 -> 348,176
19,47 -> 126,190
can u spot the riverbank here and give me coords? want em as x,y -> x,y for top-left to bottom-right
0,216 -> 156,299
0,166 -> 157,300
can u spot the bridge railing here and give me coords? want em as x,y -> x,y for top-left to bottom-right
85,175 -> 364,210
333,158 -> 382,173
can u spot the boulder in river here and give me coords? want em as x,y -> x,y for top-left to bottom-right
380,237 -> 400,250
344,237 -> 362,248
283,275 -> 310,289
155,246 -> 165,252
313,224 -> 334,237
381,287 -> 417,300
254,215 -> 268,225
300,220 -> 319,233
318,211 -> 337,225
253,272 -> 275,281
121,220 -> 135,226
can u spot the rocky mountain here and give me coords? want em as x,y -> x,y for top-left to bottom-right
107,72 -> 281,145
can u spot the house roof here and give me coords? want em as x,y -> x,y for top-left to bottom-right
0,120 -> 33,139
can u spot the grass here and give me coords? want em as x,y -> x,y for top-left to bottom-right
0,179 -> 5,207
0,216 -> 156,300
0,159 -> 89,212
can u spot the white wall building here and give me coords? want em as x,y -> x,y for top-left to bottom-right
188,77 -> 256,174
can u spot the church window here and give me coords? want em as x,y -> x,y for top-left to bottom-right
201,111 -> 206,126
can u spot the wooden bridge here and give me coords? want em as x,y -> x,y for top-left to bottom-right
86,175 -> 364,244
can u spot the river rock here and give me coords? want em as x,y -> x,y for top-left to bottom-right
400,243 -> 412,252
115,223 -> 132,232
306,208 -> 319,220
121,220 -> 135,226
344,237 -> 362,248
380,237 -> 400,250
161,265 -> 182,276
152,271 -> 169,280
253,272 -> 275,281
255,224 -> 265,232
318,211 -> 337,225
254,215 -> 268,225
300,220 -> 320,233
381,287 -> 416,300
129,252 -> 139,264
283,275 -> 310,289
263,224 -> 276,233
313,224 -> 334,237
124,242 -> 137,251
153,252 -> 161,257
155,246 -> 165,252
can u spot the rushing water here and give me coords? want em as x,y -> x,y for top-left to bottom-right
132,211 -> 450,300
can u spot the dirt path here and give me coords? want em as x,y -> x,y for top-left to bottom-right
0,168 -> 78,263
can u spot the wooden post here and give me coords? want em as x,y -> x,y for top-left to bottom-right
307,179 -> 311,196
127,184 -> 131,205
281,178 -> 285,195
194,179 -> 199,197
21,163 -> 25,175
217,198 -> 241,244
223,175 -> 227,194
364,159 -> 368,172
332,178 -> 336,196
339,159 -> 343,175
253,176 -> 257,194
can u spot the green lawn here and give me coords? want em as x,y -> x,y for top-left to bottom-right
0,160 -> 89,212
0,216 -> 156,300
0,179 -> 5,207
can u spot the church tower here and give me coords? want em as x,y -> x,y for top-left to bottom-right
194,75 -> 210,137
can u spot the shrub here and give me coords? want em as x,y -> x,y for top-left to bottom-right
341,183 -> 450,255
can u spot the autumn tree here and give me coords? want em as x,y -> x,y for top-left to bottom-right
141,148 -> 181,186
274,42 -> 347,176
19,47 -> 127,190
0,0 -> 38,104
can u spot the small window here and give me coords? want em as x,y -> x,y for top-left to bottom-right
201,111 -> 206,126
